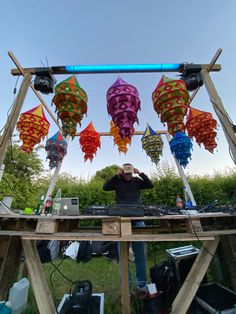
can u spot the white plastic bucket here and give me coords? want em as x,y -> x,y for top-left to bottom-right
8,278 -> 29,314
2,196 -> 13,208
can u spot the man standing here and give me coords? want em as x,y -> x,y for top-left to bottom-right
103,163 -> 154,291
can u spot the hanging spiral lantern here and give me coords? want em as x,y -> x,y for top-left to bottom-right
141,124 -> 163,165
169,132 -> 193,167
152,75 -> 189,135
16,104 -> 50,153
110,121 -> 131,154
45,131 -> 67,169
79,122 -> 101,162
107,77 -> 141,139
52,75 -> 88,138
186,107 -> 217,153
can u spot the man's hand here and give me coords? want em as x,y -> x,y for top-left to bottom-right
133,167 -> 141,175
117,168 -> 123,175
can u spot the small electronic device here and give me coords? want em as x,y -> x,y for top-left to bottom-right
108,204 -> 144,217
59,198 -> 79,216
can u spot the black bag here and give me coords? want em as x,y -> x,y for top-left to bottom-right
77,241 -> 92,263
37,240 -> 51,263
150,260 -> 175,293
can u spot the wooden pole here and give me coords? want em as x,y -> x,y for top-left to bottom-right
201,69 -> 236,163
120,241 -> 131,314
8,51 -> 63,133
0,74 -> 31,166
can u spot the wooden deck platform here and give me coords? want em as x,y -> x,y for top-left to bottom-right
0,212 -> 235,314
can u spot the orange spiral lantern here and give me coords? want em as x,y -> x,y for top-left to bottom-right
152,75 -> 189,135
186,107 -> 217,153
110,121 -> 131,154
16,104 -> 50,153
79,122 -> 101,161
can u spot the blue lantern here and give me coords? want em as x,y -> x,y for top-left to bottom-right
45,131 -> 67,169
169,132 -> 192,167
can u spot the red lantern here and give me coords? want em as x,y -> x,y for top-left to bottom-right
186,107 -> 217,153
110,121 -> 131,154
16,104 -> 50,153
52,75 -> 88,138
107,77 -> 140,139
152,75 -> 189,135
79,122 -> 101,161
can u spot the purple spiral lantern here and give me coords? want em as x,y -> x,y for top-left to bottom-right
106,77 -> 141,139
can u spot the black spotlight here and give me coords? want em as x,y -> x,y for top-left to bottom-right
181,64 -> 203,91
34,69 -> 57,94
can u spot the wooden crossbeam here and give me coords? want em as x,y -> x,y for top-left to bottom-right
22,239 -> 56,314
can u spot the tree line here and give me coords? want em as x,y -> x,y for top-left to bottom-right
1,144 -> 236,211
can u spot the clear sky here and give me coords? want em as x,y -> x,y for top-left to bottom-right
1,0 -> 236,179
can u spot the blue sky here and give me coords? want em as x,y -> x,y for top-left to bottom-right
1,0 -> 236,179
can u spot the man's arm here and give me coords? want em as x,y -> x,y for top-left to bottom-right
139,173 -> 154,189
102,175 -> 119,191
133,168 -> 154,189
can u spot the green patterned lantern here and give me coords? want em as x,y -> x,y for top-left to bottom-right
52,75 -> 88,138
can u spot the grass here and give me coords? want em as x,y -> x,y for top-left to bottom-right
21,242 -> 221,314
22,248 -> 168,314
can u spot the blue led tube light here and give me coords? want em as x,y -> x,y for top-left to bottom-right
63,63 -> 182,74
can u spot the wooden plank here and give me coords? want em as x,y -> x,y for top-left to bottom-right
102,219 -> 120,235
120,220 -> 132,236
186,218 -> 203,233
0,236 -> 22,300
36,219 -> 58,234
120,241 -> 130,314
22,239 -> 55,314
171,237 -> 220,314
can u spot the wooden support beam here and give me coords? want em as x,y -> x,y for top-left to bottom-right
120,220 -> 132,236
171,237 -> 220,314
22,239 -> 56,314
0,74 -> 31,166
120,241 -> 130,314
36,219 -> 58,234
0,236 -> 22,300
201,68 -> 236,162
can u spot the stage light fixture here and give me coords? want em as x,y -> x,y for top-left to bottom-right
181,64 -> 203,91
34,69 -> 57,94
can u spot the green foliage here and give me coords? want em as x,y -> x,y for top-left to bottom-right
0,144 -> 45,209
92,165 -> 119,182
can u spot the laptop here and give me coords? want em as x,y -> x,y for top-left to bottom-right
59,198 -> 79,216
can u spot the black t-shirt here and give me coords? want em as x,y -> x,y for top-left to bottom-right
103,173 -> 154,204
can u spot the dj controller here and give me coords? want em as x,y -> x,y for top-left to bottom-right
85,204 -> 236,216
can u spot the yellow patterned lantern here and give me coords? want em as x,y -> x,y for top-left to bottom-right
16,104 -> 50,153
141,124 -> 163,164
